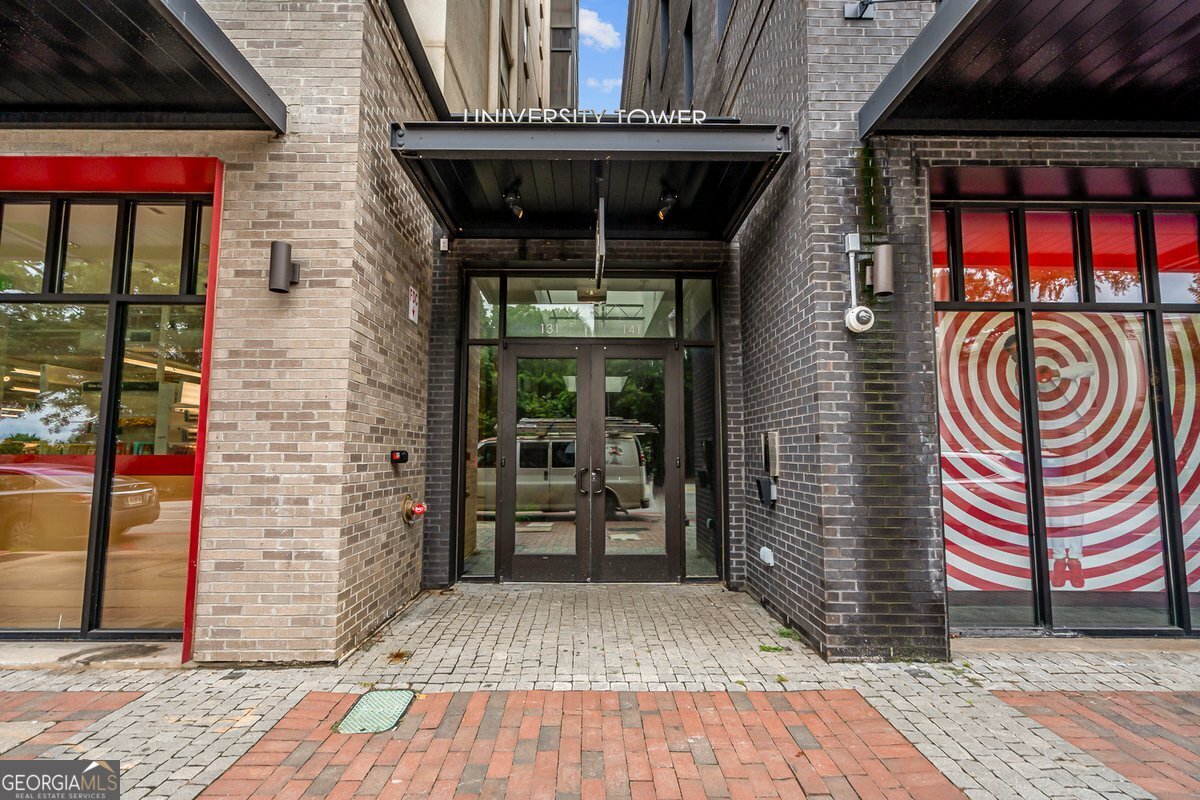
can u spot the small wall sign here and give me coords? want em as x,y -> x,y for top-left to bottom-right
408,286 -> 419,324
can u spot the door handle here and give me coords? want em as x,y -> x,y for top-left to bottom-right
591,467 -> 604,495
576,467 -> 589,495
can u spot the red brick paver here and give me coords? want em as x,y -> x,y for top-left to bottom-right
199,690 -> 964,799
0,691 -> 143,759
998,691 -> 1200,800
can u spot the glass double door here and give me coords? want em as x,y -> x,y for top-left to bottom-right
499,342 -> 680,581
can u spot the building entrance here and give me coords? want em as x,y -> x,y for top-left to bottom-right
459,274 -> 724,583
500,342 -> 679,581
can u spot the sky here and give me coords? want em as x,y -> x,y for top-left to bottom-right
576,1 -> 628,111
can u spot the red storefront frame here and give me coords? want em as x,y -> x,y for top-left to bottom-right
0,156 -> 222,662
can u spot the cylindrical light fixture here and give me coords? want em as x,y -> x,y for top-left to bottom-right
871,244 -> 894,300
269,241 -> 299,293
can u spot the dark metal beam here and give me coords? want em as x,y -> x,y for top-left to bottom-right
151,0 -> 288,133
390,121 -> 791,241
384,0 -> 452,120
0,110 -> 271,130
863,117 -> 1200,138
857,0 -> 995,140
392,121 -> 790,161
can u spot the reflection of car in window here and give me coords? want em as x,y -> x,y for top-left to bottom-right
0,464 -> 161,551
475,418 -> 655,520
477,441 -> 497,469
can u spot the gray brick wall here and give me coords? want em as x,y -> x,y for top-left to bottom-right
336,0 -> 436,657
0,0 -> 437,663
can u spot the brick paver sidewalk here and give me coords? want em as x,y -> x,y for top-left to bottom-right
0,585 -> 1197,799
999,691 -> 1200,800
0,691 -> 142,759
200,689 -> 963,800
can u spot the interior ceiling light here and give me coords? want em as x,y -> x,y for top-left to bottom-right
503,188 -> 524,220
124,357 -> 202,379
657,191 -> 677,221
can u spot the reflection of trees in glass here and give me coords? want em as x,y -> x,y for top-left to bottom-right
0,304 -> 104,448
478,298 -> 498,338
0,433 -> 38,454
1028,270 -> 1078,301
0,257 -> 43,293
35,388 -> 95,441
477,347 -> 497,440
130,261 -> 182,294
606,361 -> 666,486
1094,269 -> 1139,300
963,267 -> 1013,301
516,359 -> 577,419
506,302 -> 589,337
0,205 -> 49,293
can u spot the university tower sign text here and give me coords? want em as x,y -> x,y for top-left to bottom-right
462,108 -> 709,124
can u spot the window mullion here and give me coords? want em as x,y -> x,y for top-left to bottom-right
1076,209 -> 1095,304
111,201 -> 133,295
46,199 -> 67,294
180,201 -> 199,295
949,207 -> 965,302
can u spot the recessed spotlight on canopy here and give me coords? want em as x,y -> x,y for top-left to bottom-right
656,191 -> 676,221
503,188 -> 524,220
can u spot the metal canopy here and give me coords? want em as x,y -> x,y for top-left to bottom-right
0,0 -> 286,133
860,0 -> 1200,138
390,121 -> 790,240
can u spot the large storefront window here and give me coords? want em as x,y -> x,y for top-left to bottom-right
0,196 -> 210,635
1163,314 -> 1200,620
0,304 -> 107,629
99,305 -> 204,629
934,204 -> 1199,632
1032,312 -> 1168,627
936,311 -> 1034,626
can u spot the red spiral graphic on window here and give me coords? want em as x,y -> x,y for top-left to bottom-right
1165,315 -> 1200,597
937,311 -> 1188,594
938,311 -> 1033,592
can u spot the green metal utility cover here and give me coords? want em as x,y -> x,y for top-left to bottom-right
334,689 -> 416,734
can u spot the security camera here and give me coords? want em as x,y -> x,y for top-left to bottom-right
844,305 -> 875,333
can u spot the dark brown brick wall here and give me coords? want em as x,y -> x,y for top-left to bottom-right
627,0 -> 948,660
628,0 -> 1200,661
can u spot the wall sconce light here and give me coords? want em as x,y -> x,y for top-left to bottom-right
657,190 -> 677,221
269,241 -> 300,293
844,232 -> 895,333
867,243 -> 894,300
503,187 -> 524,220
